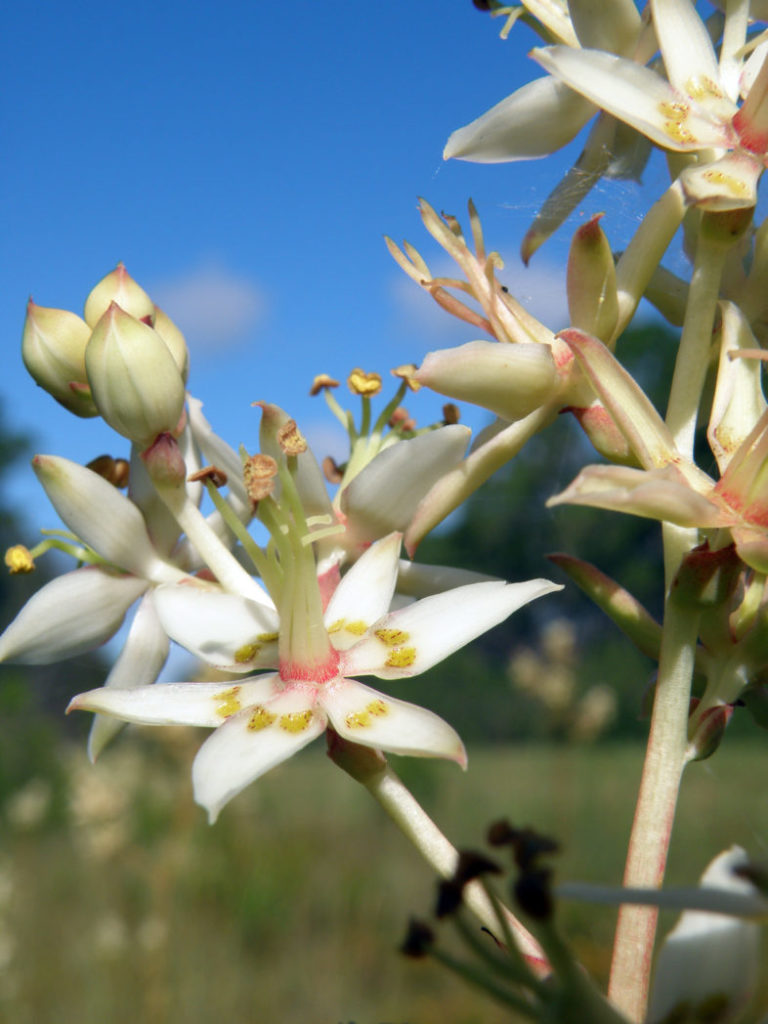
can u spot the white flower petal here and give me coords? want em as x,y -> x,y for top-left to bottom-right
344,578 -> 561,679
323,677 -> 466,766
679,151 -> 761,209
153,583 -> 279,671
69,675 -> 282,728
647,847 -> 761,1024
444,76 -> 594,163
396,559 -> 497,598
324,533 -> 401,645
341,426 -> 470,545
187,395 -> 250,516
708,301 -> 767,473
0,568 -> 147,665
33,454 -> 183,583
532,46 -> 732,151
192,686 -> 326,822
651,0 -> 721,99
88,592 -> 171,761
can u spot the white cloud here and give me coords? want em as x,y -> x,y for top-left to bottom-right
151,262 -> 266,354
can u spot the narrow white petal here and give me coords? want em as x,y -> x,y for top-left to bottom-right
532,46 -> 732,151
444,77 -> 594,163
344,579 -> 561,679
33,454 -> 182,582
708,301 -> 767,473
651,0 -> 721,97
69,675 -> 281,728
569,0 -> 640,52
0,568 -> 146,665
323,677 -> 466,766
324,533 -> 402,645
153,583 -> 279,671
192,686 -> 326,822
88,592 -> 171,761
187,396 -> 250,516
396,560 -> 497,598
341,426 -> 470,545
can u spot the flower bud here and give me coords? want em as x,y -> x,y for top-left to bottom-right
564,400 -> 637,465
688,700 -> 733,761
84,263 -> 155,327
85,302 -> 186,448
153,306 -> 189,383
416,340 -> 558,421
566,214 -> 618,343
21,300 -> 98,417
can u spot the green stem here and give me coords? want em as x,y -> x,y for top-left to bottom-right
608,542 -> 700,1022
362,764 -> 549,974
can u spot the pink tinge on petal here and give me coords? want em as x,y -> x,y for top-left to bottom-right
279,647 -> 340,685
317,561 -> 342,612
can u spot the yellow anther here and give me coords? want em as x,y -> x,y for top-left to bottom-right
344,620 -> 368,636
701,169 -> 750,197
385,647 -> 417,668
686,76 -> 723,102
310,373 -> 340,396
257,632 -> 279,644
243,453 -> 278,504
234,641 -> 262,663
327,618 -> 368,636
5,545 -> 35,574
344,699 -> 389,730
658,100 -> 689,121
345,709 -> 371,729
347,368 -> 383,397
278,709 -> 314,733
375,628 -> 411,646
247,705 -> 277,731
663,121 -> 695,144
391,364 -> 421,392
276,419 -> 307,456
214,686 -> 242,718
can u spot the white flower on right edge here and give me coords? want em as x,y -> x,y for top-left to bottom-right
647,848 -> 761,1024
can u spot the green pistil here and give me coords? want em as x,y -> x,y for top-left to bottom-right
257,464 -> 333,671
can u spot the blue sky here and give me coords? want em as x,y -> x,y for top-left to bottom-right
2,0 -> 672,537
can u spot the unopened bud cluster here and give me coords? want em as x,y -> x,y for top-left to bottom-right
23,264 -> 189,450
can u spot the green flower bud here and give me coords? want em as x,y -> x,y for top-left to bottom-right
153,305 -> 189,383
21,300 -> 98,417
84,263 -> 155,328
85,302 -> 186,448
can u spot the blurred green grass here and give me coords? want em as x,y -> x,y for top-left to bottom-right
1,734 -> 766,1023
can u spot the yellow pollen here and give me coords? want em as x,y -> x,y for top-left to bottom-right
658,100 -> 689,121
247,705 -> 277,731
344,620 -> 368,636
4,545 -> 35,574
701,170 -> 750,197
345,699 -> 389,730
276,419 -> 308,456
385,647 -> 417,668
686,75 -> 723,101
375,628 -> 411,646
234,641 -> 262,663
663,121 -> 695,144
213,686 -> 242,718
347,368 -> 383,397
279,709 -> 314,733
257,632 -> 279,643
327,618 -> 368,636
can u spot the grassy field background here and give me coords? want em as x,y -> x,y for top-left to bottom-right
1,732 -> 766,1023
